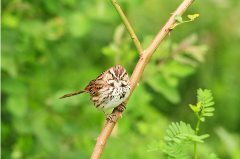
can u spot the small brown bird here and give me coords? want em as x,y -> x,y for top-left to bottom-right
59,65 -> 131,120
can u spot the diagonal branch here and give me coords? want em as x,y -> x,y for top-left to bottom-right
110,0 -> 143,55
91,0 -> 195,158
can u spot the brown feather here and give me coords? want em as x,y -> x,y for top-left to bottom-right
59,90 -> 86,99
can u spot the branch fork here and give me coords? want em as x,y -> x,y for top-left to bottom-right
91,0 -> 195,158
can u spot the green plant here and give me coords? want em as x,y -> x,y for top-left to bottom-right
148,89 -> 219,159
170,14 -> 199,30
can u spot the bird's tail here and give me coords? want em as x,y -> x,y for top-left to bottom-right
59,90 -> 86,99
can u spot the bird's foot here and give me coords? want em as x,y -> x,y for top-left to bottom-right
117,102 -> 126,112
104,111 -> 116,123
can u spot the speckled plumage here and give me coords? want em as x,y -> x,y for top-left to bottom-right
59,65 -> 131,112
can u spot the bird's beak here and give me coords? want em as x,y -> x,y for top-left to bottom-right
117,77 -> 119,83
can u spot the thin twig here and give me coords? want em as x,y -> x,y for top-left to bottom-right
91,0 -> 195,158
110,0 -> 143,55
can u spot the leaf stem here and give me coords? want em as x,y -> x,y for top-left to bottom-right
194,116 -> 201,159
110,0 -> 143,55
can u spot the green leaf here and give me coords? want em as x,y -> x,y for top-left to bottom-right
204,107 -> 215,112
101,44 -> 119,56
179,134 -> 203,142
147,74 -> 180,104
147,140 -> 159,151
175,135 -> 186,139
172,122 -> 179,134
197,88 -> 203,95
169,125 -> 177,136
189,104 -> 199,112
187,124 -> 194,134
200,117 -> 205,122
203,91 -> 211,98
202,113 -> 214,116
205,96 -> 213,103
195,89 -> 215,119
176,122 -> 182,133
166,143 -> 188,158
163,122 -> 208,146
7,95 -> 27,118
192,138 -> 204,143
205,101 -> 215,107
199,134 -> 210,139
159,140 -> 168,150
173,138 -> 181,143
174,14 -> 183,22
166,129 -> 174,137
172,143 -> 182,153
161,61 -> 196,78
181,122 -> 188,133
164,136 -> 173,141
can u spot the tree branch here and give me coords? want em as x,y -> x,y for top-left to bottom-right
91,0 -> 195,158
110,0 -> 143,55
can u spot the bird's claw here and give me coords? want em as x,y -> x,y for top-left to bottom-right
104,111 -> 116,123
117,102 -> 126,112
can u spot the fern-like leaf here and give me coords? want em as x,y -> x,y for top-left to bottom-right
197,89 -> 215,110
147,140 -> 159,152
164,121 -> 209,143
194,88 -> 215,121
152,140 -> 188,159
166,142 -> 187,159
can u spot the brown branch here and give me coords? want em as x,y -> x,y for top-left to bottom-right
91,0 -> 195,158
110,0 -> 143,55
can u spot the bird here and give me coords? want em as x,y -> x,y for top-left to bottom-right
59,65 -> 131,122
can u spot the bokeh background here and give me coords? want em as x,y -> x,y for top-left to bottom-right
2,0 -> 240,158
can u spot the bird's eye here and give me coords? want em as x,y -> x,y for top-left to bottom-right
112,74 -> 114,78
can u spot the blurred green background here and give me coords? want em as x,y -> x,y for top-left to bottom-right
2,0 -> 240,158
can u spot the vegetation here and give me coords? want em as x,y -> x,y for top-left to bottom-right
148,89 -> 217,159
2,0 -> 240,159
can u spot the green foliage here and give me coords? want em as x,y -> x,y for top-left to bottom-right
170,14 -> 199,30
143,34 -> 208,104
148,121 -> 209,158
174,15 -> 183,23
161,141 -> 188,159
197,89 -> 215,116
164,121 -> 209,143
190,89 -> 215,122
148,140 -> 189,159
2,0 -> 240,159
148,89 -> 216,159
